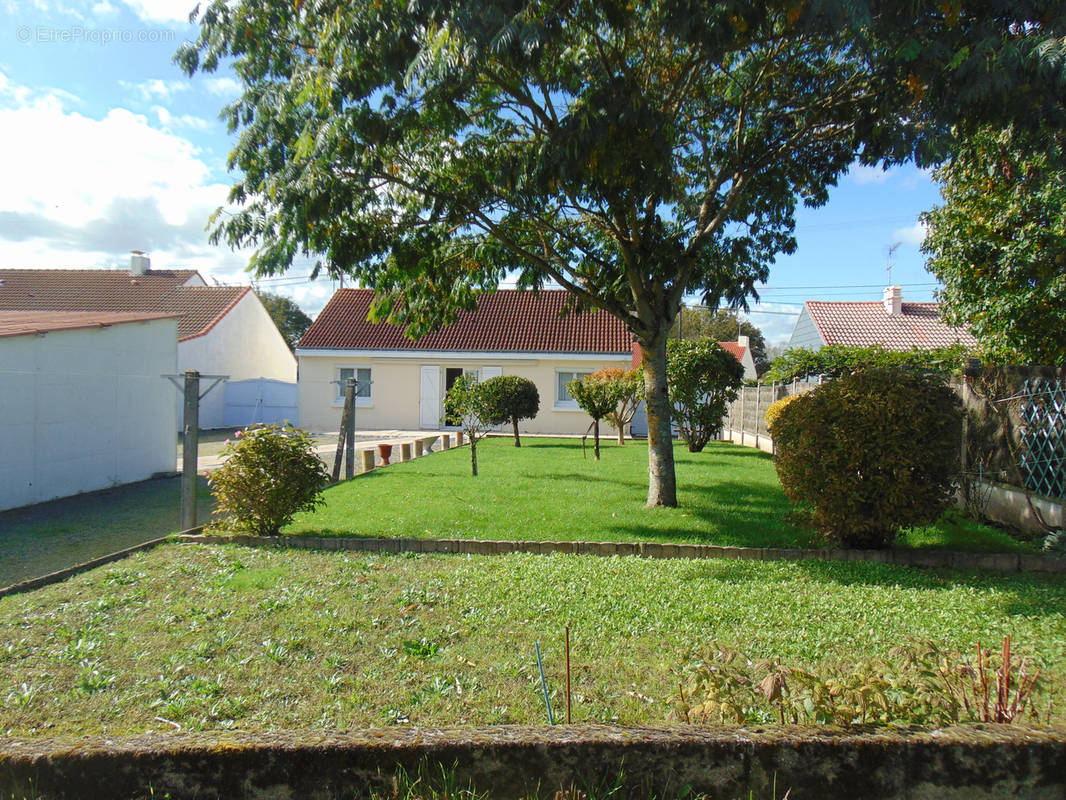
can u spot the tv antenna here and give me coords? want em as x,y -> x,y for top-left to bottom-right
886,241 -> 902,285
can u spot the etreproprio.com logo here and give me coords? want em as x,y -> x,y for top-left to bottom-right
16,25 -> 175,45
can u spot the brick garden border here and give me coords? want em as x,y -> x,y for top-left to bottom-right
179,532 -> 1066,574
3,724 -> 1066,800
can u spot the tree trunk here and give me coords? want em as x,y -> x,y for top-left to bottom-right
641,335 -> 678,507
593,418 -> 600,460
616,421 -> 625,446
512,418 -> 521,447
470,439 -> 479,476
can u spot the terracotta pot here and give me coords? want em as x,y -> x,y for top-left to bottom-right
376,443 -> 393,465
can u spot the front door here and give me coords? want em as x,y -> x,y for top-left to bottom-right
419,366 -> 440,429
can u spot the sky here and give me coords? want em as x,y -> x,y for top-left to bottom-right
1,0 -> 945,345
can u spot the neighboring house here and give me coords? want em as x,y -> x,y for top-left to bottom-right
296,289 -> 633,434
0,255 -> 297,428
0,311 -> 178,511
789,285 -> 978,352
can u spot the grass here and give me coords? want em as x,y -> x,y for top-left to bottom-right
1,542 -> 1063,739
0,476 -> 213,588
285,438 -> 1033,554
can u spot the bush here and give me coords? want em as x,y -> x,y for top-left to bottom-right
592,367 -> 644,445
763,344 -> 970,383
666,338 -> 745,452
567,372 -> 626,460
208,423 -> 330,536
479,375 -> 539,447
771,367 -> 962,548
764,394 -> 802,432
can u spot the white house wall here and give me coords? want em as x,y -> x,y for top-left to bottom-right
787,306 -> 825,351
297,352 -> 632,435
0,318 -> 178,511
178,293 -> 297,429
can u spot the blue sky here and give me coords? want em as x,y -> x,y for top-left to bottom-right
1,0 -> 945,344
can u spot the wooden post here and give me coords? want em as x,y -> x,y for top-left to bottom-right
960,377 -> 971,507
565,625 -> 572,725
414,439 -> 424,458
739,383 -> 746,447
344,378 -> 357,480
456,431 -> 464,446
181,370 -> 200,532
400,442 -> 412,462
441,434 -> 451,450
754,383 -> 762,450
360,449 -> 375,473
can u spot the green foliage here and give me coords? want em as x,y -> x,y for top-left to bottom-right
567,373 -> 627,460
772,368 -> 963,548
443,374 -> 492,476
1043,530 -> 1066,556
672,307 -> 770,375
677,637 -> 1046,727
478,375 -> 539,447
207,423 -> 330,536
763,344 -> 970,383
764,394 -> 802,432
178,0 -> 1066,506
922,125 -> 1066,364
666,339 -> 745,452
256,291 -> 312,349
591,367 -> 645,444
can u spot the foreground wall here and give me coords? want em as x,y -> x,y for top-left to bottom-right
3,725 -> 1065,800
0,319 -> 177,511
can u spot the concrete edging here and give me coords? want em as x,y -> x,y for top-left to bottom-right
3,724 -> 1065,800
178,532 -> 1066,574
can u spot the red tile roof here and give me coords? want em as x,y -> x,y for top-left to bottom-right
0,311 -> 177,339
805,301 -> 977,350
0,269 -> 249,341
630,340 -> 748,369
299,289 -> 632,353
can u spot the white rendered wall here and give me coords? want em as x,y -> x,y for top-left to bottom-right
787,306 -> 825,352
0,319 -> 178,511
178,292 -> 297,429
297,352 -> 631,435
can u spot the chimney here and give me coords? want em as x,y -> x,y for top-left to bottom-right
883,285 -> 902,316
130,250 -> 150,275
737,334 -> 750,349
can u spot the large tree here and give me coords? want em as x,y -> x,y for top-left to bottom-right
258,291 -> 313,349
921,126 -> 1066,364
672,306 -> 769,374
180,0 -> 1066,507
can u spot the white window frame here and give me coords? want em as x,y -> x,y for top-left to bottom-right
333,365 -> 373,408
554,369 -> 592,411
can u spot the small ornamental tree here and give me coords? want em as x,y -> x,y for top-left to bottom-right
443,374 -> 492,476
771,367 -> 962,549
592,367 -> 645,445
479,375 -> 539,447
567,374 -> 624,460
207,423 -> 330,536
666,339 -> 745,452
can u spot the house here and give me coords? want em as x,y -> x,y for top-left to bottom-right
296,289 -> 633,434
0,311 -> 178,511
0,254 -> 297,428
788,285 -> 978,352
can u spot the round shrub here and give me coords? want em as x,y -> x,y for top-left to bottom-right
764,393 -> 802,432
208,423 -> 331,536
771,368 -> 962,549
479,375 -> 540,447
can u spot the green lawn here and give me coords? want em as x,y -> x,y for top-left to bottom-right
0,543 -> 1063,738
0,476 -> 213,588
286,438 -> 1032,554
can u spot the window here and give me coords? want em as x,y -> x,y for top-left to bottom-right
555,370 -> 591,409
336,367 -> 372,406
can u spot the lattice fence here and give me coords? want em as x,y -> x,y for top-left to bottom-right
1014,376 -> 1066,499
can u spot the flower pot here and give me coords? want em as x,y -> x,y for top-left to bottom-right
377,443 -> 393,465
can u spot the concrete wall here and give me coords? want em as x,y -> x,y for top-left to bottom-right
178,292 -> 296,429
0,318 -> 177,511
788,305 -> 824,351
4,725 -> 1065,800
297,352 -> 631,434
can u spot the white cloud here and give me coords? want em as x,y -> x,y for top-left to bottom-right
204,76 -> 241,97
893,221 -> 927,246
0,72 -> 244,277
119,0 -> 197,24
120,78 -> 189,101
152,104 -> 210,130
848,163 -> 892,185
